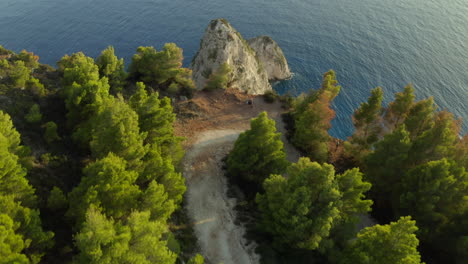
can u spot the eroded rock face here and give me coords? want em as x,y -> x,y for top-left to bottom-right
247,36 -> 292,81
191,19 -> 272,95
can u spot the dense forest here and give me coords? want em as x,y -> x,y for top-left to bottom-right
0,44 -> 466,264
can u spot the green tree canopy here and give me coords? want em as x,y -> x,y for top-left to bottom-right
25,78 -> 46,97
364,125 -> 412,211
187,254 -> 204,264
256,158 -> 371,250
140,181 -> 176,222
58,52 -> 100,87
340,216 -> 424,264
0,111 -> 29,160
384,84 -> 415,129
74,207 -> 176,264
129,82 -> 184,164
12,50 -> 40,70
0,111 -> 52,262
346,87 -> 383,163
47,187 -> 67,211
454,134 -> 468,169
9,61 -> 30,88
129,44 -> 182,84
408,110 -> 460,166
96,46 -> 126,92
0,213 -> 30,264
58,52 -> 110,144
404,97 -> 436,139
68,153 -> 175,226
90,96 -> 148,168
43,121 -> 60,144
128,44 -> 194,93
292,70 -> 340,162
73,206 -> 128,264
67,153 -> 141,226
25,104 -> 42,124
227,112 -> 288,186
0,195 -> 54,264
399,159 -> 467,262
140,148 -> 185,206
0,134 -> 34,207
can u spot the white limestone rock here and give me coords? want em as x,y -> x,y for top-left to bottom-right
247,36 -> 292,81
191,19 -> 271,94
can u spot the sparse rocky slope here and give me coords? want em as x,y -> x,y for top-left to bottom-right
191,19 -> 291,94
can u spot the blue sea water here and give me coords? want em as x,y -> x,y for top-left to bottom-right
1,0 -> 467,138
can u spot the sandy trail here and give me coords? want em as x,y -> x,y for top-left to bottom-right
177,90 -> 301,264
183,130 -> 260,264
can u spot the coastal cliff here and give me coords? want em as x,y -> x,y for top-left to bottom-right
248,36 -> 291,81
191,19 -> 290,94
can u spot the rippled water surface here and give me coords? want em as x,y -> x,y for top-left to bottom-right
1,0 -> 467,138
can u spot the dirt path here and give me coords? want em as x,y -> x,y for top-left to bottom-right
177,90 -> 301,264
183,130 -> 260,264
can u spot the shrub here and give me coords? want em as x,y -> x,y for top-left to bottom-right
25,104 -> 42,123
263,90 -> 278,103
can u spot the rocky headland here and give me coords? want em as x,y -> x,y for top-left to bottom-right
191,19 -> 291,95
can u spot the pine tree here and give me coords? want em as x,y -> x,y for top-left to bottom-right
128,82 -> 148,110
140,148 -> 185,206
399,159 -> 467,262
47,187 -> 67,211
227,112 -> 288,186
0,111 -> 53,262
67,153 -> 142,226
12,50 -> 40,70
384,84 -> 415,129
10,61 -> 30,88
25,104 -> 42,124
0,111 -> 29,158
58,52 -> 110,144
43,121 -> 60,144
0,133 -> 34,207
364,125 -> 412,211
292,70 -> 340,162
120,211 -> 176,263
140,181 -> 176,222
346,87 -> 383,163
26,77 -> 46,97
96,46 -> 126,93
340,216 -> 424,264
256,158 -> 371,250
90,97 -> 148,168
73,206 -> 127,264
404,97 -> 436,139
74,207 -> 176,264
0,195 -> 54,263
454,134 -> 468,169
68,153 -> 176,227
0,213 -> 30,264
128,44 -> 194,93
129,82 -> 184,164
408,110 -> 460,166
